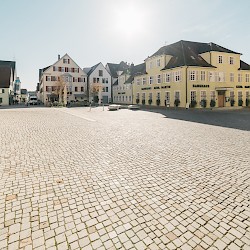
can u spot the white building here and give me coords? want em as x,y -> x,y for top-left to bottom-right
38,54 -> 87,106
84,62 -> 111,104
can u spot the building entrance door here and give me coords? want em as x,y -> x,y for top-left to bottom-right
218,91 -> 225,107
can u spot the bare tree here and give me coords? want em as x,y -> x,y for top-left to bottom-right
54,77 -> 67,104
90,82 -> 103,104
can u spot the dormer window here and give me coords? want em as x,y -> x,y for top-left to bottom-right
218,55 -> 223,64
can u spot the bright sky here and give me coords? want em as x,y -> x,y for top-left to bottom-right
1,0 -> 250,90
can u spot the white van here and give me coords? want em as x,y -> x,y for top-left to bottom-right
28,96 -> 38,105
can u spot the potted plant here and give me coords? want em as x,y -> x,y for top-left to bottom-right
200,99 -> 207,108
148,99 -> 152,105
238,99 -> 243,106
136,98 -> 140,104
190,100 -> 197,108
230,99 -> 235,107
210,99 -> 216,107
156,99 -> 160,106
174,99 -> 180,107
142,99 -> 145,105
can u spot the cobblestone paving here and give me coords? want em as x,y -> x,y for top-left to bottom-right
0,107 -> 249,250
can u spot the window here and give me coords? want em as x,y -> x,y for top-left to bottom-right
218,55 -> 223,64
99,70 -> 103,76
142,77 -> 146,85
174,71 -> 181,82
0,98 -> 2,104
142,93 -> 145,100
218,72 -> 225,82
63,59 -> 70,64
1,89 -> 5,94
189,71 -> 196,81
65,67 -> 68,72
166,73 -> 171,82
246,74 -> 249,82
209,72 -> 214,82
230,73 -> 234,82
230,91 -> 234,100
149,61 -> 153,69
46,76 -> 51,81
191,91 -> 196,101
156,92 -> 160,100
238,91 -> 243,100
210,91 -> 215,100
246,91 -> 249,99
93,78 -> 96,83
157,75 -> 161,84
149,76 -> 153,84
149,93 -> 152,100
129,96 -> 131,102
46,86 -> 52,92
201,91 -> 206,100
157,59 -> 161,67
51,76 -> 56,81
53,66 -> 56,71
136,78 -> 140,85
165,92 -> 170,103
106,87 -> 108,92
81,87 -> 84,92
238,74 -> 242,82
201,71 -> 206,81
175,91 -> 180,100
229,57 -> 234,65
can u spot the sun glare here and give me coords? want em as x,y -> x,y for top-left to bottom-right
114,3 -> 147,39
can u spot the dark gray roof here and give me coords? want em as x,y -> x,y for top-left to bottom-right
84,63 -> 101,77
152,40 -> 240,69
0,66 -> 11,88
0,60 -> 16,81
113,79 -> 118,86
106,61 -> 129,78
125,63 -> 146,84
39,65 -> 50,81
239,60 -> 250,70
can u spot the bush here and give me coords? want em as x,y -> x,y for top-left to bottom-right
190,100 -> 197,108
174,99 -> 180,107
210,99 -> 216,107
148,99 -> 152,105
156,99 -> 160,106
136,98 -> 140,104
142,99 -> 145,105
238,99 -> 243,106
200,99 -> 207,108
230,99 -> 235,106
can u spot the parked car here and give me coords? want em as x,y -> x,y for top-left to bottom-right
128,105 -> 140,110
108,104 -> 120,111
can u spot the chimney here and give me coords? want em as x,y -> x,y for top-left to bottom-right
58,54 -> 60,60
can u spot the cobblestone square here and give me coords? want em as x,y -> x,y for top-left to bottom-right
0,107 -> 249,249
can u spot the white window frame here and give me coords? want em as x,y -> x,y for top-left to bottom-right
246,74 -> 249,83
200,90 -> 206,100
175,91 -> 180,100
157,75 -> 161,84
210,91 -> 215,100
218,55 -> 223,64
229,56 -> 234,65
230,73 -> 234,82
149,76 -> 153,84
190,90 -> 196,101
142,77 -> 146,85
156,59 -> 161,67
166,73 -> 171,83
201,71 -> 206,81
238,73 -> 242,83
165,91 -> 170,103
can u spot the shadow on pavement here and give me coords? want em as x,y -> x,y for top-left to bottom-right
142,107 -> 250,131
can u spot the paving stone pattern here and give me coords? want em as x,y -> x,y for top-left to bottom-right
0,107 -> 249,250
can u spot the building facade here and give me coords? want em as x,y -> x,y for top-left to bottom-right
113,63 -> 146,104
133,40 -> 250,108
38,54 -> 87,106
0,60 -> 16,106
84,62 -> 111,104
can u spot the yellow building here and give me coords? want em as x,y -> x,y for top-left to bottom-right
133,40 -> 250,108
